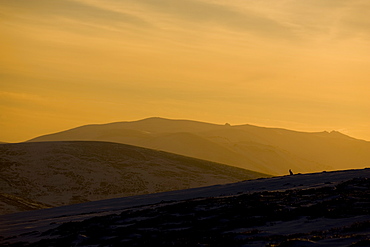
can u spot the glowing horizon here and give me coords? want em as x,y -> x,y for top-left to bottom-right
1,0 -> 370,142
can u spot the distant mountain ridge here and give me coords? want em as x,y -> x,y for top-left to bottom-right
0,141 -> 266,215
28,117 -> 370,175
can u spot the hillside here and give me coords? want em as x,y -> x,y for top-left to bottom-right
0,141 -> 266,215
1,168 -> 370,246
28,117 -> 370,175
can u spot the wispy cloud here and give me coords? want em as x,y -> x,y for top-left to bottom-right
69,0 -> 298,40
0,0 -> 153,31
0,91 -> 51,109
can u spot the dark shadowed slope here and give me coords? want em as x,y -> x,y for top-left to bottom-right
1,169 -> 370,246
28,117 -> 370,175
0,141 -> 267,215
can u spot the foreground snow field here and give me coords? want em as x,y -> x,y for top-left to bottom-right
1,168 -> 370,246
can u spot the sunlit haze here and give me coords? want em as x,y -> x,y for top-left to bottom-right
1,0 -> 369,142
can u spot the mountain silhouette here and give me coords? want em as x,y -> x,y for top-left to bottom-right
28,117 -> 370,175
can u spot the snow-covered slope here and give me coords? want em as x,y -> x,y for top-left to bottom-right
1,168 -> 370,246
0,141 -> 267,215
28,117 -> 370,175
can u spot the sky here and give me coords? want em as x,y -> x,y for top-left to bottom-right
1,0 -> 370,142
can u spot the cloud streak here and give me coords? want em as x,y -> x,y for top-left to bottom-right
0,0 -> 153,34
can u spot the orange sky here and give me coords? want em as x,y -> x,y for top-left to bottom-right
1,0 -> 370,142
